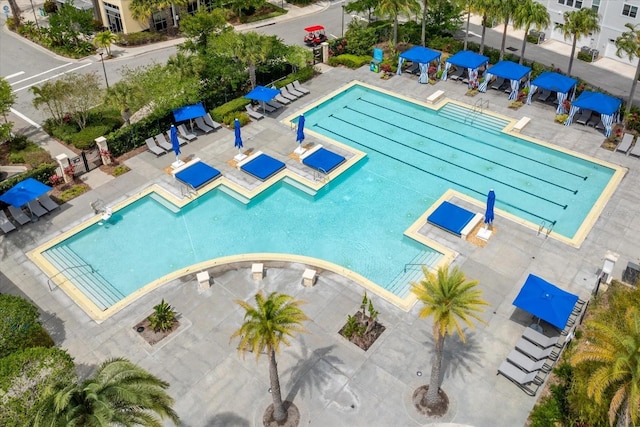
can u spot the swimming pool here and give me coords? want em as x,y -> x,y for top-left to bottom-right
33,82 -> 623,320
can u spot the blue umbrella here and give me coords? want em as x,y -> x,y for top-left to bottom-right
484,189 -> 495,225
296,114 -> 305,145
513,274 -> 579,329
170,125 -> 180,160
0,178 -> 51,207
234,118 -> 243,155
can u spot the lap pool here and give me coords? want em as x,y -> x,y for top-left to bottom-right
31,82 -> 623,321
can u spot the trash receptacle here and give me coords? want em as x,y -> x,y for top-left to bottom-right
370,62 -> 380,73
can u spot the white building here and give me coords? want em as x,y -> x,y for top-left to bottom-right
535,0 -> 640,64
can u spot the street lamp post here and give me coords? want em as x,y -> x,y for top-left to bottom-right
341,5 -> 345,37
99,51 -> 109,89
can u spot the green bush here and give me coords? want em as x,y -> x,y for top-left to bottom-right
273,66 -> 315,90
426,36 -> 463,54
58,184 -> 89,202
0,294 -> 52,359
211,97 -> 251,123
67,125 -> 113,149
222,111 -> 250,127
328,54 -> 371,69
105,112 -> 173,157
8,134 -> 29,151
115,31 -> 167,46
0,164 -> 58,194
148,299 -> 177,332
8,153 -> 25,163
23,150 -> 54,168
577,51 -> 594,62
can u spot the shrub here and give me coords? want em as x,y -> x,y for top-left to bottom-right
58,185 -> 89,202
427,36 -> 463,54
43,0 -> 58,13
211,98 -> 251,123
555,114 -> 568,123
328,54 -> 371,69
67,125 -> 113,149
0,164 -> 58,194
115,31 -> 167,46
222,111 -> 250,127
6,17 -> 18,31
112,165 -> 130,176
148,299 -> 177,332
23,150 -> 54,168
8,134 -> 29,151
0,294 -> 52,359
8,152 -> 25,163
577,51 -> 593,62
105,112 -> 173,157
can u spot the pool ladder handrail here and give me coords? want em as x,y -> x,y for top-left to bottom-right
47,264 -> 96,291
314,167 -> 329,183
465,98 -> 489,124
537,221 -> 554,238
181,182 -> 197,199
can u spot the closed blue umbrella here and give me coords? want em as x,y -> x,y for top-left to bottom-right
484,189 -> 495,225
234,118 -> 243,155
296,114 -> 305,146
170,125 -> 180,160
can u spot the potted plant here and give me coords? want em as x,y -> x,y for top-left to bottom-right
509,100 -> 524,109
555,113 -> 569,124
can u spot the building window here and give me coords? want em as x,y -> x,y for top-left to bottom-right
558,0 -> 582,8
623,4 -> 638,18
591,0 -> 600,12
153,10 -> 167,31
103,2 -> 122,33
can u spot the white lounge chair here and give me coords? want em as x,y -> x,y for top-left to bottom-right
293,80 -> 310,94
497,360 -> 543,396
617,133 -> 634,154
145,138 -> 165,156
515,337 -> 559,361
280,87 -> 297,101
245,104 -> 264,120
154,133 -> 172,151
0,211 -> 16,234
267,100 -> 284,110
177,124 -> 197,141
204,113 -> 222,130
448,67 -> 464,81
257,103 -> 275,114
629,142 -> 640,157
506,349 -> 552,373
194,117 -> 214,133
522,327 -> 560,349
286,83 -> 305,97
490,77 -> 506,91
8,205 -> 31,225
27,200 -> 48,218
38,194 -> 60,212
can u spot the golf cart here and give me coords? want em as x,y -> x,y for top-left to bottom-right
304,25 -> 327,47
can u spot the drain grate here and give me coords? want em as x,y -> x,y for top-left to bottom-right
506,46 -> 518,52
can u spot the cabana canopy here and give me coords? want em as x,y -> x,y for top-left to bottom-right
565,91 -> 622,136
173,103 -> 206,122
441,50 -> 489,88
397,46 -> 442,84
526,72 -> 578,113
513,274 -> 579,330
479,61 -> 531,100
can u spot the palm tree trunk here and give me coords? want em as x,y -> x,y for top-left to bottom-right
568,36 -> 577,75
464,9 -> 470,51
519,24 -> 530,65
249,64 -> 257,89
393,15 -> 398,47
480,16 -> 487,55
500,21 -> 508,61
625,61 -> 640,116
424,327 -> 445,406
7,0 -> 21,25
420,0 -> 427,47
269,349 -> 286,422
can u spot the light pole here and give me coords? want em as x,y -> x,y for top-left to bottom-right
99,51 -> 109,89
341,5 -> 345,37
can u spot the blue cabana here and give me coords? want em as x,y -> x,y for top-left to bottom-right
397,46 -> 441,84
526,72 -> 578,114
441,50 -> 489,88
479,61 -> 531,100
172,103 -> 207,122
564,91 -> 622,137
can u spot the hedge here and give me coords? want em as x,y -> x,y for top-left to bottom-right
211,98 -> 251,123
105,113 -> 173,157
0,163 -> 58,194
328,54 -> 371,69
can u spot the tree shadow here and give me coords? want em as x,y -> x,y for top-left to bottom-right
201,412 -> 249,427
283,339 -> 342,403
420,331 -> 484,386
75,361 -> 98,381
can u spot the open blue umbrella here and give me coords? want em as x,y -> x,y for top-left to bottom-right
0,178 -> 51,207
484,189 -> 495,225
234,118 -> 243,155
170,125 -> 180,160
513,274 -> 579,329
296,114 -> 305,145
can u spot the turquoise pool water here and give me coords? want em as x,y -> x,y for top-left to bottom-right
44,84 -> 616,309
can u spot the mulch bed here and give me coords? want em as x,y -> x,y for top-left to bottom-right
338,311 -> 385,351
133,317 -> 180,346
412,385 -> 449,418
263,401 -> 300,427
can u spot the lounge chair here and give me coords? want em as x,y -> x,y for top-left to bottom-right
267,100 -> 284,110
630,142 -> 640,157
177,124 -> 197,141
405,62 -> 419,75
506,349 -> 552,373
280,87 -> 298,101
522,327 -> 560,349
145,137 -> 165,156
204,113 -> 222,130
575,109 -> 593,125
537,89 -> 552,103
617,133 -> 634,154
449,67 -> 464,81
257,103 -> 276,114
286,83 -> 305,97
515,337 -> 559,361
497,360 -> 543,396
273,92 -> 291,105
292,80 -> 310,94
38,194 -> 60,212
154,133 -> 172,151
595,119 -> 605,131
194,117 -> 214,134
586,112 -> 600,127
245,104 -> 264,120
27,200 -> 48,218
490,77 -> 505,91
0,211 -> 16,234
8,205 -> 31,225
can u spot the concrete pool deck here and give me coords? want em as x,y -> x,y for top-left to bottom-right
2,65 -> 640,426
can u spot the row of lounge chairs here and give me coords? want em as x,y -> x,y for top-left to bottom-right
0,195 -> 60,234
246,81 -> 310,121
146,113 -> 222,157
573,108 -> 605,130
616,132 -> 640,156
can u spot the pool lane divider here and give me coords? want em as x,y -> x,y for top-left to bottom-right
345,105 -> 578,195
356,96 -> 589,182
326,113 -> 569,211
315,120 -> 558,226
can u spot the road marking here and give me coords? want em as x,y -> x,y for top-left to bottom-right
4,71 -> 25,80
10,108 -> 41,128
10,62 -> 73,86
14,62 -> 93,92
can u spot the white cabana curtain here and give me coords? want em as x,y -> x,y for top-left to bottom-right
441,62 -> 452,80
397,57 -> 405,75
478,72 -> 493,92
526,84 -> 538,104
468,68 -> 479,88
564,105 -> 580,126
556,92 -> 568,114
418,63 -> 428,83
508,79 -> 519,100
601,113 -> 615,137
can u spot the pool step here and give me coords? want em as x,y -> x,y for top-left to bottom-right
149,193 -> 180,213
438,103 -> 509,134
43,246 -> 124,311
386,250 -> 443,299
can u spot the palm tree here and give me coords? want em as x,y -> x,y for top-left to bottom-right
555,8 -> 601,76
460,0 -> 472,51
34,357 -> 179,426
411,264 -> 489,409
94,30 -> 117,58
616,23 -> 640,117
231,291 -> 308,423
129,0 -> 156,30
472,0 -> 500,55
376,0 -> 421,47
571,306 -> 640,427
512,0 -> 550,65
496,0 -> 518,61
420,0 -> 428,47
